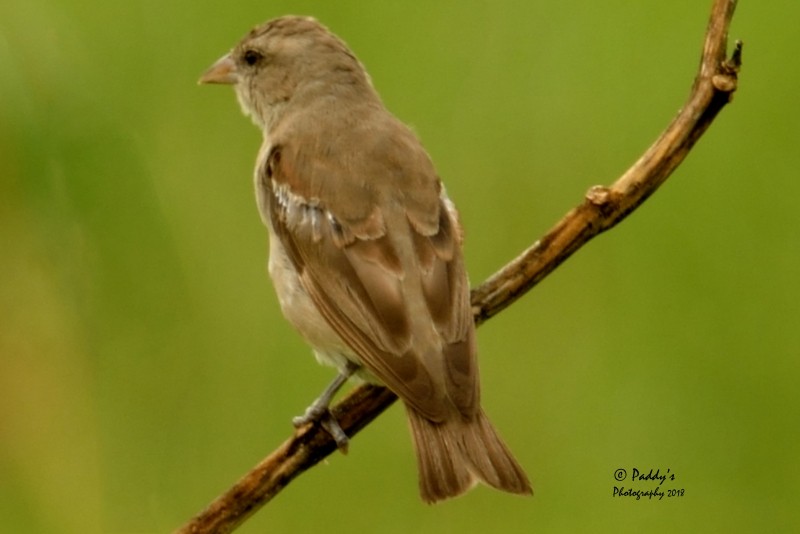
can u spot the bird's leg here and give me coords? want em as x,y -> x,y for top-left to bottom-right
293,361 -> 359,452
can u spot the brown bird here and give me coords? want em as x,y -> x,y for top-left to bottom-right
200,15 -> 531,503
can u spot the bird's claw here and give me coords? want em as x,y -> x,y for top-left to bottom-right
293,405 -> 349,453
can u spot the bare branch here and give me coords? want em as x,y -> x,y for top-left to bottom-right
472,0 -> 741,325
175,386 -> 396,534
176,1 -> 741,532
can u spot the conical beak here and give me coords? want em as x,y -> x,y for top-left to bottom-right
199,54 -> 238,85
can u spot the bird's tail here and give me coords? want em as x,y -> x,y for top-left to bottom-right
405,406 -> 532,503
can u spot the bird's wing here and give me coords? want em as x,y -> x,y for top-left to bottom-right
261,122 -> 478,421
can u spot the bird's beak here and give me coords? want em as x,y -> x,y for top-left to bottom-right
199,53 -> 238,85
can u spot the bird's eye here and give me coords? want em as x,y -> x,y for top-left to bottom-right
243,49 -> 262,66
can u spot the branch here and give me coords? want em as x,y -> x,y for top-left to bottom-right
176,2 -> 741,532
472,0 -> 741,325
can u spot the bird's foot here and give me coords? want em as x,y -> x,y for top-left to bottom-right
293,401 -> 349,453
292,363 -> 359,453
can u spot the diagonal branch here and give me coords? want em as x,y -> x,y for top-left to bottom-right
176,1 -> 741,532
472,0 -> 741,325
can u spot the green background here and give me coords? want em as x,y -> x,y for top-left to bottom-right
2,1 -> 797,532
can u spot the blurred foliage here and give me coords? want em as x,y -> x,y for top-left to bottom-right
1,1 -> 798,532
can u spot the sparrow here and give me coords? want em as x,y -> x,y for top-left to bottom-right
199,15 -> 531,503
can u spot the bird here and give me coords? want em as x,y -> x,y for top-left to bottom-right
199,15 -> 531,503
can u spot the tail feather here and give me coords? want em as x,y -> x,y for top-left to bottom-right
406,406 -> 532,503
